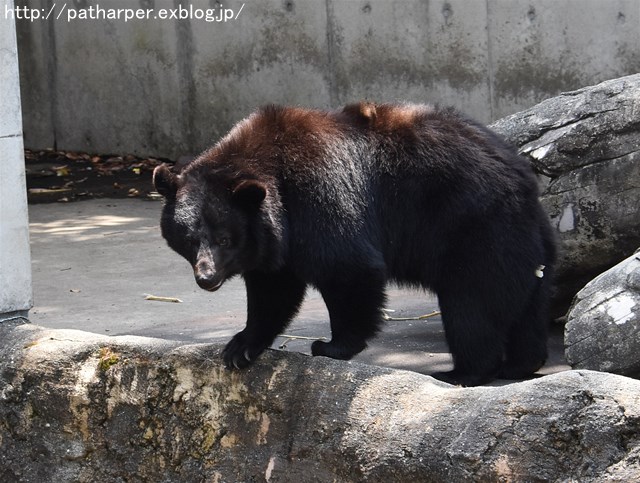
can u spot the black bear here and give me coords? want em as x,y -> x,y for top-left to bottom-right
153,102 -> 556,386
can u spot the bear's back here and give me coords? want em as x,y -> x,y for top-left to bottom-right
185,102 -> 539,241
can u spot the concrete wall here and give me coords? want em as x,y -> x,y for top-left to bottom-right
15,0 -> 640,160
1,0 -> 32,320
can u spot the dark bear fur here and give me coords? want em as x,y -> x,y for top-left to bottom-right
153,102 -> 556,386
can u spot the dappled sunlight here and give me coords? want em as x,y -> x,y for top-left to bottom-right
29,214 -> 149,242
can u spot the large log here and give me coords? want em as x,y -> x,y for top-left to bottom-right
491,74 -> 640,316
1,321 -> 640,482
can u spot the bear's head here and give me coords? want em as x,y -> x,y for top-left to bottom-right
153,163 -> 272,292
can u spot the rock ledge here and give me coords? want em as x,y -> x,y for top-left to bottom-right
2,321 -> 640,482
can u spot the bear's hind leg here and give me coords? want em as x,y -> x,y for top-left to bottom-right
432,294 -> 505,387
499,281 -> 550,380
312,269 -> 386,360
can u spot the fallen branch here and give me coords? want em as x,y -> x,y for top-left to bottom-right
382,310 -> 441,321
144,294 -> 183,303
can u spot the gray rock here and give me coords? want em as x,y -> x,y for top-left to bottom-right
491,74 -> 640,315
565,249 -> 640,376
2,321 -> 640,482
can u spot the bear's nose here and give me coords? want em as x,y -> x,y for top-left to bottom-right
194,263 -> 222,291
195,270 -> 214,287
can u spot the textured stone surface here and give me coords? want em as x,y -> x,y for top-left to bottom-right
491,74 -> 640,315
565,249 -> 640,376
2,321 -> 640,482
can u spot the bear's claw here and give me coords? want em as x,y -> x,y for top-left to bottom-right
222,331 -> 265,370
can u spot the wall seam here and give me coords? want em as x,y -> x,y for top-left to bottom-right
485,0 -> 496,121
45,0 -> 59,150
325,0 -> 338,107
174,0 -> 197,153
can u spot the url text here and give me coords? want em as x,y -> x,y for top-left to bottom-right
4,3 -> 246,23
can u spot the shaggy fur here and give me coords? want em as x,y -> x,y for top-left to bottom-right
154,102 -> 556,386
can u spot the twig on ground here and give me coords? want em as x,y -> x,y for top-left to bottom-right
381,309 -> 441,321
144,294 -> 183,303
277,334 -> 328,349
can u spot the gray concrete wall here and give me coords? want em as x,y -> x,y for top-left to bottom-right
1,0 -> 32,319
15,0 -> 640,159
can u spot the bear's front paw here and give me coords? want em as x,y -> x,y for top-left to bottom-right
222,331 -> 266,369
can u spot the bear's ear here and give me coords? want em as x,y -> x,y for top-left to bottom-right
343,101 -> 377,126
232,179 -> 267,210
153,164 -> 178,199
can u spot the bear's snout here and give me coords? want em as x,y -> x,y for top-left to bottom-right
194,261 -> 223,292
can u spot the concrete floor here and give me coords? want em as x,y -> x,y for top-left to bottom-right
28,198 -> 569,379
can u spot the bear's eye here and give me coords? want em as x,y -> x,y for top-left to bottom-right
217,237 -> 230,247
